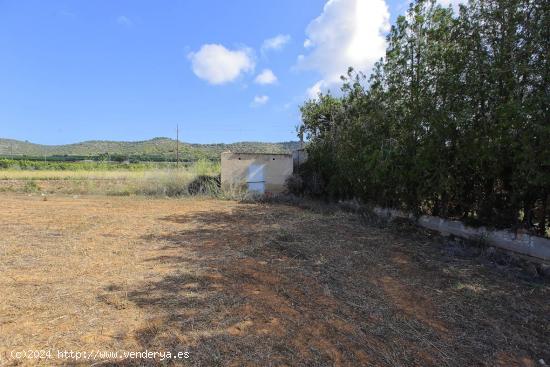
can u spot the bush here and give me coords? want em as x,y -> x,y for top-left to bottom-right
285,174 -> 304,196
188,175 -> 221,196
23,181 -> 40,193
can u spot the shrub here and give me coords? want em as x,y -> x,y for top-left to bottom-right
285,174 -> 304,196
23,180 -> 40,193
188,175 -> 221,196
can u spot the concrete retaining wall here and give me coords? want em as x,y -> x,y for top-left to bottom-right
372,206 -> 550,261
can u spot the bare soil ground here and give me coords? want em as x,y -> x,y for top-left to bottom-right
0,193 -> 548,366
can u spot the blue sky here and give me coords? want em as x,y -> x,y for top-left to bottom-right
0,0 -> 456,145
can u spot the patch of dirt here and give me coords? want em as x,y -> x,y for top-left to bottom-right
377,275 -> 449,334
0,193 -> 548,366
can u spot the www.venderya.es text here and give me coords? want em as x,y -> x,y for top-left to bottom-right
8,349 -> 190,362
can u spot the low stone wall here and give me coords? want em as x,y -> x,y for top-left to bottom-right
372,207 -> 550,261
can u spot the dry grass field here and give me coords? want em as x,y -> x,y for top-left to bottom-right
0,193 -> 548,366
0,160 -> 221,197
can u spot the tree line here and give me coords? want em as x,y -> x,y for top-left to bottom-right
297,0 -> 549,235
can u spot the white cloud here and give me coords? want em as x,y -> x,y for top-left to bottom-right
299,0 -> 390,97
252,95 -> 269,106
254,69 -> 278,85
188,44 -> 255,85
306,80 -> 325,99
116,15 -> 133,27
261,34 -> 291,52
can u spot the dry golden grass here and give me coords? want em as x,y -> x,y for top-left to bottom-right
0,160 -> 221,197
0,193 -> 548,366
0,169 -> 217,197
0,170 -> 148,180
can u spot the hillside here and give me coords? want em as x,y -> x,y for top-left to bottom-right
0,138 -> 301,161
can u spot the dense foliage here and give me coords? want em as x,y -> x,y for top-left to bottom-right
299,0 -> 549,235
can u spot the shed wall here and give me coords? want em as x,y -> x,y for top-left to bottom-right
221,153 -> 293,194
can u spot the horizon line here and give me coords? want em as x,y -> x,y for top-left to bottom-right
0,136 -> 300,147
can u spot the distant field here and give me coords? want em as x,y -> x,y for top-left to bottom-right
0,170 -> 154,180
0,158 -> 187,171
0,160 -> 221,197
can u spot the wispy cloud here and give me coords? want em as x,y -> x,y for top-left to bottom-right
188,44 -> 255,85
116,15 -> 133,27
261,34 -> 291,53
251,95 -> 269,106
254,69 -> 277,85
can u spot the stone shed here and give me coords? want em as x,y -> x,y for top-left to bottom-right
221,151 -> 293,195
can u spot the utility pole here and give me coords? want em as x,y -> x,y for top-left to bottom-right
176,124 -> 179,168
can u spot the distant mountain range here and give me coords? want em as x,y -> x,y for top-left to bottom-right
0,137 -> 301,161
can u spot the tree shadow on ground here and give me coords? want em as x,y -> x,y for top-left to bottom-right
97,203 -> 550,367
